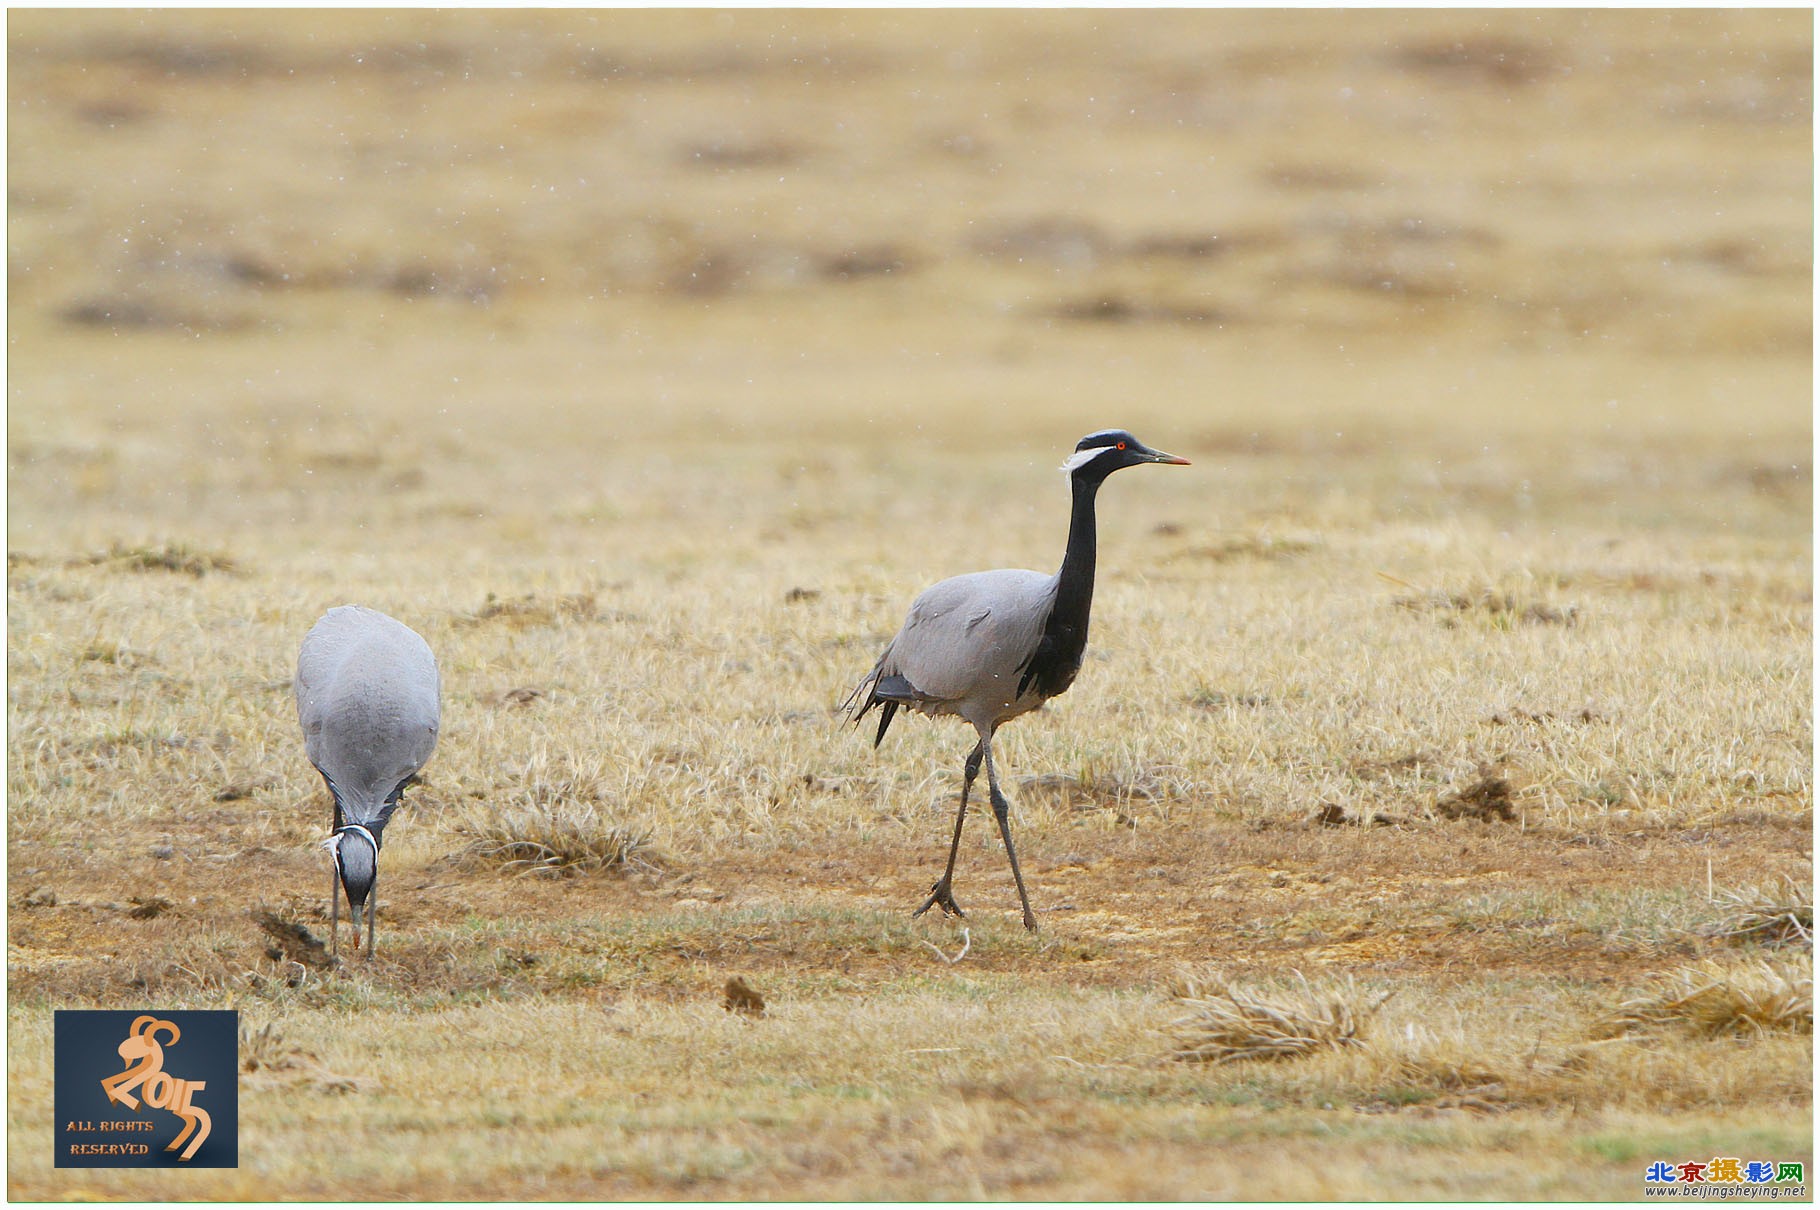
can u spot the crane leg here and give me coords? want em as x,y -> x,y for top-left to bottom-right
364,875 -> 377,961
914,739 -> 983,920
983,741 -> 1039,933
328,795 -> 344,965
329,862 -> 341,963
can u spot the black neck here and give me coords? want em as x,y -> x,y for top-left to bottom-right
1053,473 -> 1100,640
1018,474 -> 1101,699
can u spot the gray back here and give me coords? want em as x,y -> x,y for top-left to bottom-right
881,569 -> 1057,725
296,605 -> 440,824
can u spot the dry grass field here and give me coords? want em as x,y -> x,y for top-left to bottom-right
7,8 -> 1813,1201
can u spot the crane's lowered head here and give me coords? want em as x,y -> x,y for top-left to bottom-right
1061,429 -> 1191,484
322,821 -> 383,950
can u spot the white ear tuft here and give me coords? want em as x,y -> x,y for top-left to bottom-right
1059,447 -> 1103,475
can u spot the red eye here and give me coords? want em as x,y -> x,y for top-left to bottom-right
1117,441 -> 1127,450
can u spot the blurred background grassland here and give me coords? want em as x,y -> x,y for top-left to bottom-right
9,10 -> 1810,521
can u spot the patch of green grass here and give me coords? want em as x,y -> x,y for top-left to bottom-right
1574,1123 -> 1816,1164
1442,887 -> 1709,946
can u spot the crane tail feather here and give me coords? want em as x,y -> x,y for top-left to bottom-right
843,662 -> 921,749
872,700 -> 898,748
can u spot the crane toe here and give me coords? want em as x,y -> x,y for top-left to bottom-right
913,879 -> 966,920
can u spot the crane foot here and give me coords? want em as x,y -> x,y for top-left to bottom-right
912,880 -> 965,920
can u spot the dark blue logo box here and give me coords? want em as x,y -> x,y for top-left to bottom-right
54,1010 -> 238,1168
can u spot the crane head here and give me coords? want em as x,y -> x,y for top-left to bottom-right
1061,430 -> 1191,481
323,823 -> 381,911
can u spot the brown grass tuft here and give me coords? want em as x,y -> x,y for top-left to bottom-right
85,541 -> 237,577
1313,801 -> 1351,827
1435,773 -> 1519,823
1167,971 -> 1390,1064
1394,585 -> 1577,627
1175,533 -> 1317,563
455,592 -> 598,629
1596,958 -> 1813,1039
240,1022 -> 360,1093
456,794 -> 658,877
1312,801 -> 1404,828
126,896 -> 172,919
240,1021 -> 294,1073
724,976 -> 767,1017
1704,874 -> 1813,948
254,908 -> 335,969
1372,1024 -> 1593,1114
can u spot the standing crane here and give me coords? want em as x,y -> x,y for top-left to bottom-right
846,429 -> 1189,931
295,605 -> 440,960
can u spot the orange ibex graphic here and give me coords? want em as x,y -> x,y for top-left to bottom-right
99,1015 -> 212,1161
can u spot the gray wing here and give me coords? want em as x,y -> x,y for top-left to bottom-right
878,569 -> 1057,707
296,605 -> 440,822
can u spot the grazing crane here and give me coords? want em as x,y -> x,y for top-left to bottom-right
295,605 -> 440,960
846,429 -> 1189,932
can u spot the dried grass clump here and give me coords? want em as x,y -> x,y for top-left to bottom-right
723,976 -> 766,1018
87,541 -> 237,577
1383,1051 -> 1517,1112
240,1022 -> 359,1093
240,1021 -> 303,1074
457,793 -> 657,877
254,908 -> 334,969
456,591 -> 597,629
1373,1023 -> 1593,1114
1435,773 -> 1519,823
1596,958 -> 1813,1040
1167,970 -> 1389,1064
1393,584 -> 1577,628
1018,765 -> 1172,811
1176,533 -> 1317,563
1704,874 -> 1812,947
